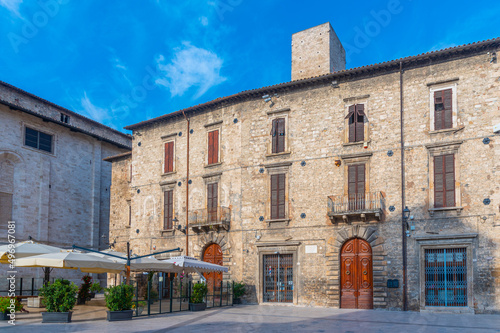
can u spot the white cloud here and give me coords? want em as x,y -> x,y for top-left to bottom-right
112,57 -> 128,71
0,0 -> 23,16
80,92 -> 112,125
199,16 -> 208,26
155,42 -> 226,99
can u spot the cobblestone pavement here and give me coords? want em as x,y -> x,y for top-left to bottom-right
1,304 -> 499,333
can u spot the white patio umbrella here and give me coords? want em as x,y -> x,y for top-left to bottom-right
14,251 -> 125,274
0,240 -> 63,264
163,256 -> 228,273
88,249 -> 176,272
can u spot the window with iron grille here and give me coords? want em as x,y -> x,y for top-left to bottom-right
24,127 -> 53,153
425,248 -> 467,307
263,254 -> 293,303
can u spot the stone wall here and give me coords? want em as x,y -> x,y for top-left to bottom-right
110,46 -> 500,313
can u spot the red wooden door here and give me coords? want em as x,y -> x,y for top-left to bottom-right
340,238 -> 373,309
203,244 -> 223,292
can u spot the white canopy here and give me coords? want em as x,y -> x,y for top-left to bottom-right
88,249 -> 176,272
0,240 -> 64,264
14,251 -> 125,274
163,256 -> 228,273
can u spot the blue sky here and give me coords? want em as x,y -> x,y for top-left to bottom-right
1,0 -> 499,133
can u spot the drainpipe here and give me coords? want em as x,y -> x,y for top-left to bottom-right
399,61 -> 408,311
182,111 -> 190,256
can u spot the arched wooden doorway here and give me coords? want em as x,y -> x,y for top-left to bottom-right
340,238 -> 373,309
203,243 -> 223,292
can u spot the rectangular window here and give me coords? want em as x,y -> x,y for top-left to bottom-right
425,248 -> 467,307
127,200 -> 131,227
60,113 -> 70,124
434,154 -> 455,208
0,192 -> 13,227
271,118 -> 286,154
164,141 -> 174,173
434,89 -> 453,130
207,183 -> 218,222
263,253 -> 293,303
348,164 -> 365,210
24,127 -> 53,153
208,130 -> 219,165
163,190 -> 173,229
347,104 -> 365,142
270,174 -> 286,219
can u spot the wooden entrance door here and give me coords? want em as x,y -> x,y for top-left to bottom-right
203,243 -> 223,292
340,238 -> 373,309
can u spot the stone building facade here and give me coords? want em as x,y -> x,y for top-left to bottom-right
0,81 -> 131,284
108,23 -> 500,313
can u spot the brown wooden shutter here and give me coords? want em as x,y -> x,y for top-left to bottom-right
208,130 -> 219,164
355,104 -> 365,142
348,164 -> 365,210
443,89 -> 453,129
434,90 -> 445,130
270,174 -> 285,219
348,105 -> 356,142
434,155 -> 444,207
164,141 -> 174,173
444,154 -> 455,207
271,118 -> 278,153
207,183 -> 218,222
164,190 -> 173,229
277,118 -> 285,153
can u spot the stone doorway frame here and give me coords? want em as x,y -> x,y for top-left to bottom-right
193,231 -> 232,282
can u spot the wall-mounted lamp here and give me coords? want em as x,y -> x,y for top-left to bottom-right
403,206 -> 411,237
335,160 -> 341,167
262,93 -> 277,108
173,217 -> 186,234
255,230 -> 261,240
331,80 -> 339,88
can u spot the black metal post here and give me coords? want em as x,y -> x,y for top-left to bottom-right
179,281 -> 182,311
220,281 -> 223,307
135,281 -> 139,316
159,273 -> 162,314
169,278 -> 173,313
147,279 -> 151,315
188,280 -> 192,306
232,281 -> 234,307
31,278 -> 34,296
19,278 -> 22,296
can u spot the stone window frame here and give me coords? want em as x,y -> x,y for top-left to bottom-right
256,241 -> 301,305
160,180 -> 177,234
21,123 -> 57,157
126,199 -> 131,228
425,141 -> 463,215
266,108 -> 291,157
204,121 -> 223,168
428,80 -> 459,133
340,152 -> 372,197
264,162 -> 292,225
415,234 -> 476,313
161,132 -> 177,176
342,95 -> 370,146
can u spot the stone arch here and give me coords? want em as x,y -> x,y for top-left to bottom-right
193,231 -> 232,281
325,225 -> 388,309
0,151 -> 25,230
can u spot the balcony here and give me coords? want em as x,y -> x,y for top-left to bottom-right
327,192 -> 385,223
189,207 -> 231,233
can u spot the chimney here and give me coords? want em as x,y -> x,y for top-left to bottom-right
291,22 -> 345,81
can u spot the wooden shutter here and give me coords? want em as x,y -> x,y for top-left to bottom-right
270,174 -> 286,219
348,105 -> 356,143
443,89 -> 453,129
277,118 -> 285,153
164,190 -> 173,229
164,141 -> 174,173
434,154 -> 455,208
0,192 -> 13,229
272,118 -> 285,154
355,104 -> 365,142
208,130 -> 219,165
207,183 -> 218,222
348,164 -> 365,210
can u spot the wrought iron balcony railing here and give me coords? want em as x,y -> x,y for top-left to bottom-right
188,207 -> 231,232
327,192 -> 385,223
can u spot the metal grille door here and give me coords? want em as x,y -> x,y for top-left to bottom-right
263,254 -> 293,303
425,248 -> 467,307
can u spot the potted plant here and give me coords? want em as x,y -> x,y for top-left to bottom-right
233,282 -> 246,304
189,282 -> 208,311
90,282 -> 103,298
104,284 -> 134,321
77,275 -> 92,304
132,300 -> 147,315
39,279 -> 78,323
0,297 -> 26,320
